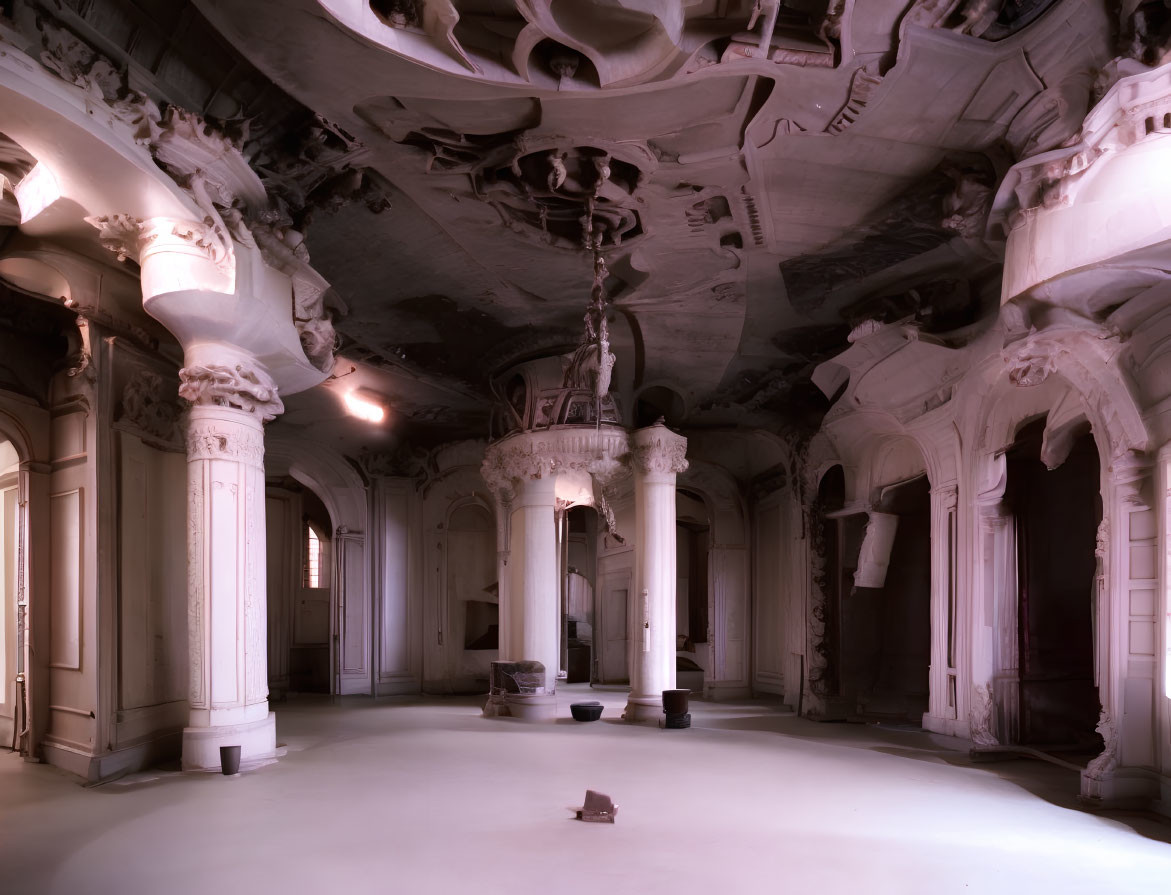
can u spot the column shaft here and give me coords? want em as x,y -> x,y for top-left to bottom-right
181,402 -> 276,769
507,476 -> 559,691
625,423 -> 688,722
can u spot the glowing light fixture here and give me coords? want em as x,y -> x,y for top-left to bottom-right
344,389 -> 387,423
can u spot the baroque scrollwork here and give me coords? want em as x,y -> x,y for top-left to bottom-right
120,367 -> 182,444
38,16 -> 371,375
968,683 -> 998,746
179,362 -> 284,422
1084,708 -> 1119,779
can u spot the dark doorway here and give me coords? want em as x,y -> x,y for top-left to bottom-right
676,488 -> 710,690
1006,419 -> 1102,749
290,487 -> 331,694
565,506 -> 598,683
842,475 -> 932,722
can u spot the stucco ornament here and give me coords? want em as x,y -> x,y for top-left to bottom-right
968,684 -> 998,746
179,362 -> 284,422
1084,708 -> 1119,779
121,367 -> 181,444
41,14 -> 351,374
631,425 -> 689,476
481,428 -> 630,494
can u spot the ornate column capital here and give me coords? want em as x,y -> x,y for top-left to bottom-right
631,421 -> 688,477
179,347 -> 283,424
1109,449 -> 1152,506
481,426 -> 631,495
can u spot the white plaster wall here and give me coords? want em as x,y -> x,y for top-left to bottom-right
116,433 -> 186,713
597,493 -> 634,684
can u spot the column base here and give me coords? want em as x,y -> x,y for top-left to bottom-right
482,692 -> 558,722
181,711 -> 277,771
622,696 -> 662,723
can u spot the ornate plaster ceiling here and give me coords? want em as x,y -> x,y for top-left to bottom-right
184,0 -> 1115,450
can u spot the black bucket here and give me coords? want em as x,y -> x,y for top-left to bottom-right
662,689 -> 690,716
220,745 -> 242,776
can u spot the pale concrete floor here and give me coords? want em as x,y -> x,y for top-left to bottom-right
2,686 -> 1170,895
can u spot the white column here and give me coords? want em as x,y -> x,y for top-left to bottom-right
507,475 -> 560,691
179,346 -> 282,770
625,423 -> 688,722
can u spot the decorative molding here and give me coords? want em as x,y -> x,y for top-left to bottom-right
184,417 -> 265,468
631,424 -> 688,477
119,367 -> 181,445
179,362 -> 283,422
38,16 -> 365,375
85,213 -> 145,263
360,443 -> 432,483
1109,449 -> 1152,505
37,18 -> 159,138
481,426 -> 630,495
968,683 -> 998,746
1084,708 -> 1119,779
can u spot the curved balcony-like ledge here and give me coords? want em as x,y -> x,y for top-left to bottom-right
992,60 -> 1171,307
480,424 -> 630,506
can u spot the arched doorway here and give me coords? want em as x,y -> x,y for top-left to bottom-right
814,462 -> 933,723
266,480 -> 333,696
563,505 -> 598,683
676,488 -> 709,692
0,437 -> 21,749
1004,418 -> 1102,751
845,474 -> 932,722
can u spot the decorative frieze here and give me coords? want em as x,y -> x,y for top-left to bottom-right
184,418 -> 266,468
480,426 -> 630,495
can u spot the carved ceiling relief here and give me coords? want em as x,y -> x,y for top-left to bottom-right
355,0 -> 845,88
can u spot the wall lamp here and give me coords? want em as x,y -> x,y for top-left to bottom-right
343,388 -> 388,423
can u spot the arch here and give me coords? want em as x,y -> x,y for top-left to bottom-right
965,343 -> 1150,775
265,437 -> 367,534
421,457 -> 499,694
677,459 -> 752,700
871,435 -> 930,499
265,436 -> 371,696
983,326 -> 1149,465
0,393 -> 49,761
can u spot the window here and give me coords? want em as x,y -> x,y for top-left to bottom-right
304,522 -> 324,588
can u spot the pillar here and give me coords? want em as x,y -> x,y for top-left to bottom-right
505,475 -> 560,692
179,345 -> 282,771
625,422 -> 688,722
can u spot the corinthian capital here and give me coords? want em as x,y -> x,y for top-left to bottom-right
179,360 -> 283,422
631,421 -> 688,476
